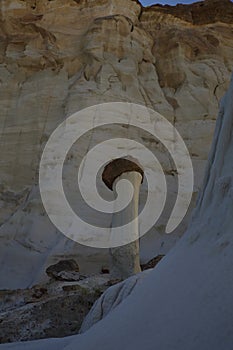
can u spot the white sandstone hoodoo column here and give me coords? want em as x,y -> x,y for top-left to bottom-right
102,158 -> 144,280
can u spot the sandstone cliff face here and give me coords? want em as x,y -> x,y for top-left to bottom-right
1,69 -> 233,350
0,0 -> 232,288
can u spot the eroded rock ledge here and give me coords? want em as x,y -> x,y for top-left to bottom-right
143,0 -> 233,25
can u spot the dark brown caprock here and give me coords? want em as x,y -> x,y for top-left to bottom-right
102,158 -> 144,190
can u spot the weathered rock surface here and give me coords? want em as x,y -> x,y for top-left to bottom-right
140,254 -> 164,270
56,69 -> 233,350
0,61 -> 233,350
46,259 -> 84,281
0,274 -> 109,344
79,255 -> 164,335
80,269 -> 152,334
0,0 -> 233,289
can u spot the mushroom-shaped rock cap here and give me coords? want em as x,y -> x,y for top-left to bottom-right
102,158 -> 144,191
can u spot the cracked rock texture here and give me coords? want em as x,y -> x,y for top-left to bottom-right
0,0 -> 233,289
79,269 -> 151,334
0,274 -> 109,343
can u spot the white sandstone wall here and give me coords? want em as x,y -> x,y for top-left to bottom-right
0,0 -> 233,288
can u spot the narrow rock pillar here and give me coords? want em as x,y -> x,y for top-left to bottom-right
102,158 -> 143,280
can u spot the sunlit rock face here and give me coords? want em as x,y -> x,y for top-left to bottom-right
0,0 -> 233,289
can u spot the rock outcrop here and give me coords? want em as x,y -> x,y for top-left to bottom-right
80,269 -> 151,333
0,274 -> 109,343
0,0 -> 233,288
62,70 -> 233,350
45,259 -> 84,281
1,67 -> 233,350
